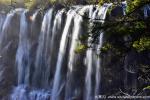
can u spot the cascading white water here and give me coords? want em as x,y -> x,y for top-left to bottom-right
94,32 -> 103,97
0,2 -> 149,100
51,9 -> 76,100
11,85 -> 51,100
33,9 -> 53,87
16,10 -> 31,85
95,4 -> 112,97
64,7 -> 89,100
84,6 -> 99,100
0,4 -> 113,100
84,4 -> 112,100
0,12 -> 15,46
0,13 -> 5,35
143,4 -> 150,18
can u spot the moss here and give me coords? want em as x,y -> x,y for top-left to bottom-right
101,43 -> 112,53
75,43 -> 88,54
143,86 -> 150,90
133,37 -> 150,52
126,0 -> 149,14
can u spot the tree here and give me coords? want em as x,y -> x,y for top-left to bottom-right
87,0 -> 150,53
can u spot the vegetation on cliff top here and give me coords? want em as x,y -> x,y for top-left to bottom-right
91,0 -> 150,53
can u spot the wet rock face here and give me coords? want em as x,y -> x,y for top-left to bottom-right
0,41 -> 18,99
101,33 -> 150,95
124,51 -> 139,92
101,47 -> 125,95
111,6 -> 124,17
100,4 -> 150,95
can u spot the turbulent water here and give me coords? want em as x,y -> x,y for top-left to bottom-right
4,2 -> 150,100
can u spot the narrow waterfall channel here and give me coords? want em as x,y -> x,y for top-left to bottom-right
0,3 -> 119,100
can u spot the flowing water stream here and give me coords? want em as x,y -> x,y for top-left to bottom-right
0,4 -> 112,100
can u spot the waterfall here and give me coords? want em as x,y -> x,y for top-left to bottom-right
33,9 -> 54,88
95,4 -> 112,96
16,10 -> 30,85
0,4 -> 112,100
84,6 -> 98,100
64,6 -> 91,100
0,13 -> 5,35
0,11 -> 16,46
143,4 -> 150,18
51,9 -> 76,100
84,4 -> 112,100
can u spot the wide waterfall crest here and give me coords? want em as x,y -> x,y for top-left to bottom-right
0,4 -> 112,100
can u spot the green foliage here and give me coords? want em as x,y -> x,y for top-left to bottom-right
49,0 -> 57,3
98,0 -> 104,5
126,0 -> 150,14
143,86 -> 150,90
126,0 -> 141,13
75,43 -> 87,54
24,0 -> 58,9
133,37 -> 150,52
24,0 -> 36,9
90,0 -> 150,53
98,0 -> 111,5
0,0 -> 58,9
0,0 -> 11,4
97,21 -> 146,37
63,0 -> 76,6
101,43 -> 112,52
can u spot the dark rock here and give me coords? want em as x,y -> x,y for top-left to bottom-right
111,6 -> 124,17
